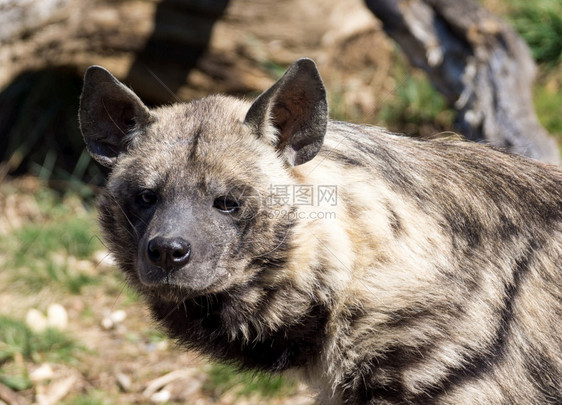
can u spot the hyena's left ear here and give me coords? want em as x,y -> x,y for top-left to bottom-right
244,58 -> 328,166
79,66 -> 152,168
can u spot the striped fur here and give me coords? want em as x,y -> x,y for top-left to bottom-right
80,60 -> 562,404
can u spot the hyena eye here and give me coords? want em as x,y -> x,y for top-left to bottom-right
213,196 -> 240,214
136,190 -> 158,208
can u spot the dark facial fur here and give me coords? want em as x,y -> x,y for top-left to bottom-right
80,59 -> 562,404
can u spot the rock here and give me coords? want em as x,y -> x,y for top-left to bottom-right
143,369 -> 195,398
115,372 -> 132,392
47,303 -> 68,330
93,250 -> 117,269
150,389 -> 171,403
26,304 -> 68,332
26,308 -> 48,333
29,364 -> 55,382
109,310 -> 126,324
35,373 -> 79,405
100,316 -> 114,330
101,309 -> 127,330
168,376 -> 205,401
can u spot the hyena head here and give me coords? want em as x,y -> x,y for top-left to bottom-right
79,59 -> 328,302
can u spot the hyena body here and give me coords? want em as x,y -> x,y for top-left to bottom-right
79,59 -> 562,404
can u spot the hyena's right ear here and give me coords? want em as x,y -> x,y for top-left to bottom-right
244,58 -> 328,166
79,66 -> 152,168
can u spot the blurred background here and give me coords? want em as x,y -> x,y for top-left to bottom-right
0,0 -> 561,404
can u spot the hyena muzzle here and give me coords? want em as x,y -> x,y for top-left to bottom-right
79,58 -> 562,404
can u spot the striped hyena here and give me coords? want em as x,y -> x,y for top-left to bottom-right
79,58 -> 562,404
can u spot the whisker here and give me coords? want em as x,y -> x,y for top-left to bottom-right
161,298 -> 188,323
111,282 -> 128,312
102,100 -> 127,136
145,67 -> 183,103
108,193 -> 140,239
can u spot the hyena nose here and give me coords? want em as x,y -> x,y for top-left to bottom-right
147,236 -> 191,272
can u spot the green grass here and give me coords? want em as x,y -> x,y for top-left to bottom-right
0,371 -> 32,392
503,0 -> 562,145
0,186 -> 102,294
534,83 -> 562,140
0,315 -> 83,391
64,390 -> 113,405
377,69 -> 454,136
13,216 -> 98,262
203,363 -> 297,399
0,316 -> 82,364
509,0 -> 562,68
5,215 -> 100,294
144,328 -> 168,344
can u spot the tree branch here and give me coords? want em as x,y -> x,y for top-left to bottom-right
365,0 -> 560,164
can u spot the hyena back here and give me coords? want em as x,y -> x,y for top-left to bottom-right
79,58 -> 562,404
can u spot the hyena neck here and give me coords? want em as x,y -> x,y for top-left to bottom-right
148,282 -> 331,373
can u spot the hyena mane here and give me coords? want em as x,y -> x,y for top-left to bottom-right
80,58 -> 562,404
